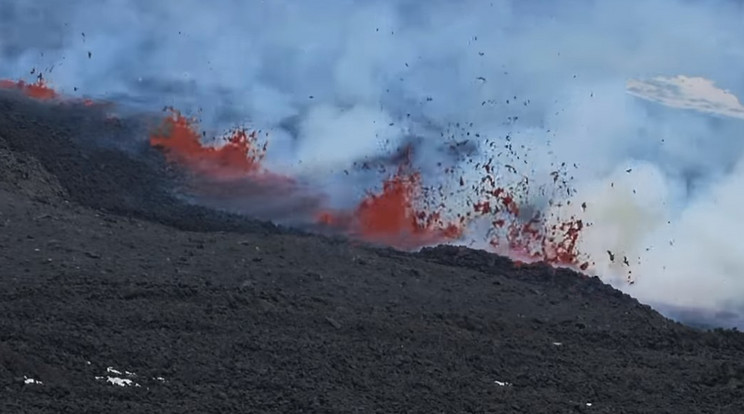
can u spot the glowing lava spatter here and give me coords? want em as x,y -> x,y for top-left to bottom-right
0,78 -> 58,100
147,107 -> 587,266
150,108 -> 270,180
0,76 -> 591,268
318,161 -> 462,250
149,111 -> 461,249
465,163 -> 589,270
0,78 -> 110,109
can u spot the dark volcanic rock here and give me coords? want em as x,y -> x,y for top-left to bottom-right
0,90 -> 278,235
1,93 -> 744,413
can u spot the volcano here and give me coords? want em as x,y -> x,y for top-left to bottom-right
1,85 -> 744,413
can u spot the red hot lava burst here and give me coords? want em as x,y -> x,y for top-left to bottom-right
461,160 -> 589,270
317,167 -> 463,250
149,108 -> 268,180
148,110 -> 464,250
147,107 -> 589,270
0,74 -> 588,268
2,79 -> 587,269
1,78 -> 58,100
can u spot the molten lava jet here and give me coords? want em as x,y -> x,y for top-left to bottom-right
317,168 -> 462,250
0,78 -> 58,100
148,108 -> 320,221
0,74 -> 590,268
150,108 -> 268,179
464,164 -> 589,270
148,107 -> 588,268
148,110 -> 462,250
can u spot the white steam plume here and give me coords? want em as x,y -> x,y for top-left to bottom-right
2,0 -> 744,327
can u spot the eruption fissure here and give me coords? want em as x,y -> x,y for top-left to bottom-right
146,104 -> 588,265
0,76 -> 623,273
149,108 -> 268,178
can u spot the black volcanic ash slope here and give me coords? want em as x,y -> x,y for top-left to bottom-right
1,93 -> 744,413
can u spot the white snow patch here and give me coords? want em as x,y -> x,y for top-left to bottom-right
552,342 -> 563,346
107,377 -> 139,387
106,367 -> 122,375
494,380 -> 511,387
106,366 -> 137,377
23,376 -> 42,385
97,366 -> 140,387
96,375 -> 140,387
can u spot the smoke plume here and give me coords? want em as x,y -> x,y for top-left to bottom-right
2,0 -> 744,327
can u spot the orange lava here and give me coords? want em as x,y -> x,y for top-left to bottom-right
149,109 -> 461,250
318,168 -> 462,250
491,215 -> 587,269
150,108 -> 271,180
467,165 -> 589,270
147,107 -> 586,266
0,79 -> 57,100
0,76 -> 591,267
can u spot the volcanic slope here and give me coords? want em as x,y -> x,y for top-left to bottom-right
1,92 -> 744,413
